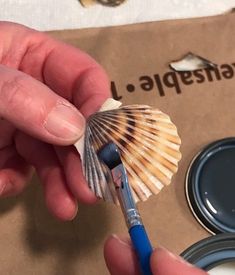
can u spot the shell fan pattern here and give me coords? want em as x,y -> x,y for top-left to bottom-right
75,99 -> 181,204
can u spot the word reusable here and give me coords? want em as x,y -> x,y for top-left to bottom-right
111,63 -> 235,100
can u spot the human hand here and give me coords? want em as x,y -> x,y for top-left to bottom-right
104,235 -> 208,275
0,22 -> 110,220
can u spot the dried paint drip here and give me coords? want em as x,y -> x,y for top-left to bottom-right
75,99 -> 181,204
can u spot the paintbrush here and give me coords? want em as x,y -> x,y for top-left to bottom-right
98,142 -> 153,275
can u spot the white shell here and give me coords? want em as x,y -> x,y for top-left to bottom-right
169,52 -> 217,71
75,99 -> 181,203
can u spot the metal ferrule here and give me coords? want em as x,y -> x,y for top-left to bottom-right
111,164 -> 143,229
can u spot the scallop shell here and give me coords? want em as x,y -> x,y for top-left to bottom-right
169,52 -> 217,71
79,0 -> 96,7
96,0 -> 127,6
75,99 -> 181,204
79,0 -> 126,7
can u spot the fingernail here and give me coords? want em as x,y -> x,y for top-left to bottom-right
0,180 -> 6,195
44,103 -> 85,141
111,234 -> 132,248
158,247 -> 194,268
69,204 -> 78,221
0,179 -> 13,197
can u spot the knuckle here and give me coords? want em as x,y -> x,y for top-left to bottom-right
0,74 -> 29,111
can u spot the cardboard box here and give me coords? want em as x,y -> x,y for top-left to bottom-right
1,11 -> 235,274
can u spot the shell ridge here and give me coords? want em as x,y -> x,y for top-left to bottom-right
92,122 -> 167,190
92,116 -> 180,166
87,126 -> 115,200
92,114 -> 181,146
89,121 -> 163,194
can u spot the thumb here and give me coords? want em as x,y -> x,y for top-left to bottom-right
0,65 -> 85,145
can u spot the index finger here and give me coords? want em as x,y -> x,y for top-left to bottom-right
1,22 -> 110,117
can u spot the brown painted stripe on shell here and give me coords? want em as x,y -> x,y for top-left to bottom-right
95,113 -> 138,147
87,106 -> 181,202
125,138 -> 180,169
121,106 -> 149,111
136,125 -> 181,144
101,108 -> 162,117
97,111 -> 181,143
146,118 -> 159,124
92,116 -> 180,174
99,112 -> 173,129
91,121 -> 166,193
122,113 -> 137,143
102,108 -> 163,120
94,115 -> 181,152
120,137 -> 174,175
89,119 -> 156,202
121,131 -> 179,171
90,118 -> 122,143
123,121 -> 181,162
91,117 -> 115,137
129,123 -> 180,148
93,115 -> 181,162
133,121 -> 179,138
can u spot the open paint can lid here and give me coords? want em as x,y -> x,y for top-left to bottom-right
186,138 -> 235,234
181,233 -> 235,272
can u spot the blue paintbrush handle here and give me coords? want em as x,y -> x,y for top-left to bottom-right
129,225 -> 153,275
